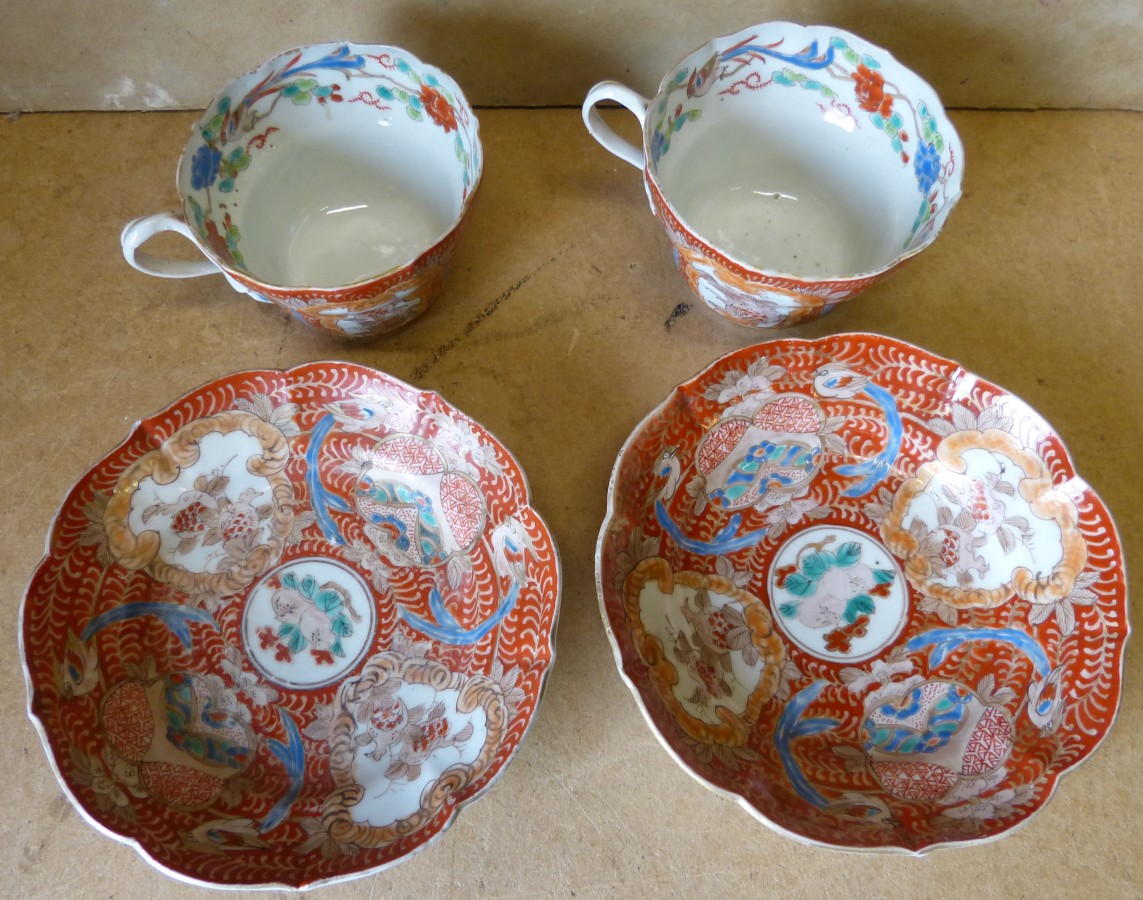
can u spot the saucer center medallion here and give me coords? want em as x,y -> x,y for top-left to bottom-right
768,525 -> 907,662
242,558 -> 376,689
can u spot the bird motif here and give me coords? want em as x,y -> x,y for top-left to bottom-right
491,515 -> 532,585
1026,664 -> 1067,734
179,818 -> 272,855
822,792 -> 895,828
685,54 -> 723,98
812,363 -> 872,400
58,631 -> 99,698
654,448 -> 683,504
324,385 -> 415,433
686,36 -> 835,98
813,363 -> 901,497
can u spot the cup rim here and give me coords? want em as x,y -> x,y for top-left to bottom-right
173,40 -> 483,296
639,21 -> 964,286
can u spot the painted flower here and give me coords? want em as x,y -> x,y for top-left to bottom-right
914,140 -> 942,194
650,128 -> 668,165
764,495 -> 821,530
420,85 -> 457,132
205,215 -> 241,268
851,64 -> 893,117
190,144 -> 222,191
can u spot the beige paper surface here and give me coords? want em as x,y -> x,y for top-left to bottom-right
2,108 -> 1140,897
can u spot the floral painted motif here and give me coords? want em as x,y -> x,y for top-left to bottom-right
241,558 -> 377,690
624,25 -> 963,329
309,634 -> 521,851
103,404 -> 299,605
22,363 -> 558,888
421,85 -> 458,131
157,43 -> 482,339
597,335 -> 1127,853
769,527 -> 907,661
621,556 -> 785,758
876,421 -> 1089,620
851,63 -> 893,117
186,47 -> 476,270
653,32 -> 956,207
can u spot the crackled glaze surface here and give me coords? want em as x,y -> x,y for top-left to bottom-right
596,334 -> 1127,852
22,362 -> 558,888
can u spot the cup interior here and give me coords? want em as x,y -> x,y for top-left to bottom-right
234,128 -> 460,288
646,25 -> 962,280
178,44 -> 481,289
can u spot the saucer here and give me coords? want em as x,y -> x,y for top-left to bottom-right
21,362 -> 560,888
596,333 -> 1127,852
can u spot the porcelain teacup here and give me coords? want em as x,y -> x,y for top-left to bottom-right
582,22 -> 963,328
122,42 -> 482,338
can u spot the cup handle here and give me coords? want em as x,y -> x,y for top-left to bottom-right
582,81 -> 649,170
120,212 -> 222,278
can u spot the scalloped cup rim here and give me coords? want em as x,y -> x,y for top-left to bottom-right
172,41 -> 484,296
642,22 -> 964,285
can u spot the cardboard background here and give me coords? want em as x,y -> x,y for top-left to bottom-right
2,106 -> 1141,896
2,0 -> 1142,111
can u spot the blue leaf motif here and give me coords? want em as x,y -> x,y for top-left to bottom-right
784,573 -> 816,598
802,551 -> 832,579
774,681 -> 837,809
654,500 -> 769,555
835,542 -> 862,567
316,589 -> 342,614
789,716 -> 840,739
844,594 -> 875,623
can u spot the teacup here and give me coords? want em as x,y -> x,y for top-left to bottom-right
122,42 -> 482,338
583,22 -> 963,328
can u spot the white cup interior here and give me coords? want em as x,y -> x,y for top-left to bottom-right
656,116 -> 916,278
232,122 -> 462,288
177,44 -> 480,290
646,28 -> 957,280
